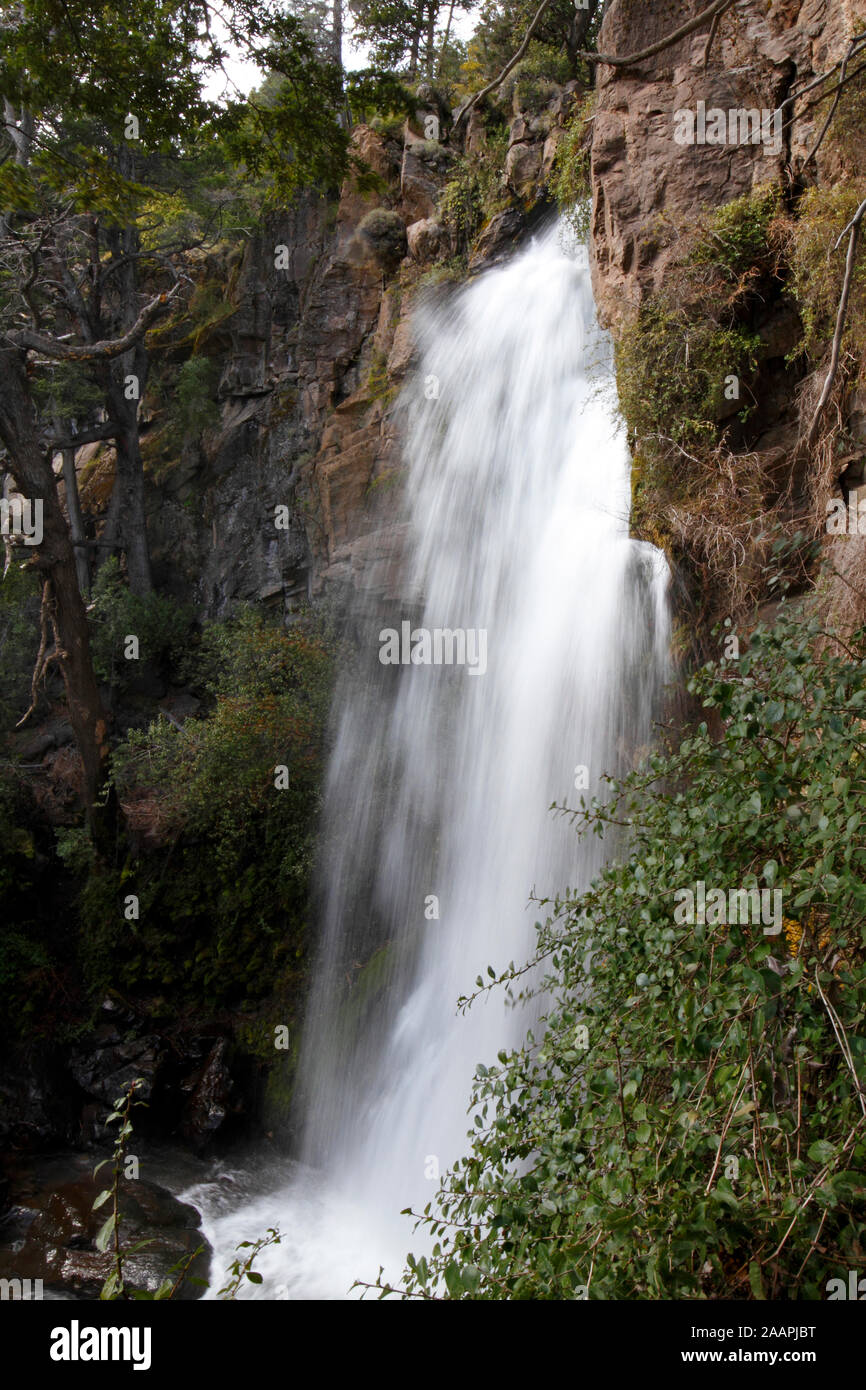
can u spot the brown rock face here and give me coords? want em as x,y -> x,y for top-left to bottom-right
590,0 -> 866,327
401,140 -> 454,222
139,99 -> 564,617
588,0 -> 866,632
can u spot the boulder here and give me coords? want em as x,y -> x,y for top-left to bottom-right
505,141 -> 543,199
0,1172 -> 211,1300
407,217 -> 444,263
400,141 -> 452,222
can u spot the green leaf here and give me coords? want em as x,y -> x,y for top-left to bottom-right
245,1270 -> 263,1284
808,1140 -> 835,1165
95,1213 -> 116,1253
748,1261 -> 765,1299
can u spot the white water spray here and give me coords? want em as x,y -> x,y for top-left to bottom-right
190,224 -> 669,1298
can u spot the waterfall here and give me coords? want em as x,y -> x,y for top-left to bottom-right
191,222 -> 670,1299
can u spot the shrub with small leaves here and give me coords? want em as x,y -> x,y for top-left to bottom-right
374,609 -> 866,1300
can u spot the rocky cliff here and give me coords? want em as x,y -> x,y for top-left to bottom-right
112,91 -> 573,624
588,0 -> 866,638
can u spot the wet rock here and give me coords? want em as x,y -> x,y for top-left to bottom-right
18,731 -> 54,760
181,1040 -> 235,1150
69,1035 -> 166,1110
468,209 -> 530,274
0,1054 -> 82,1152
0,1172 -> 210,1300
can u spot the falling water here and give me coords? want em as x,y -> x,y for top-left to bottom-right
189,222 -> 669,1298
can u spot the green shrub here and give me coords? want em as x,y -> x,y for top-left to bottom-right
0,563 -> 40,729
81,608 -> 335,1011
789,182 -> 866,375
438,129 -> 510,254
550,91 -> 596,240
615,303 -> 762,450
690,184 -> 781,280
613,185 -> 790,622
500,45 -> 572,113
389,609 -> 866,1300
88,557 -> 194,692
0,764 -> 56,1042
358,208 -> 408,265
173,356 -> 221,441
369,113 -> 406,143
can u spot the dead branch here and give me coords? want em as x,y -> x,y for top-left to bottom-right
804,33 -> 866,166
453,0 -> 559,127
806,197 -> 866,450
15,576 -> 56,727
7,281 -> 183,361
48,421 -> 121,452
455,0 -> 735,126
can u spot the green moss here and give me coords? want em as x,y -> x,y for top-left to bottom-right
438,129 -> 510,255
550,91 -> 596,240
616,303 -> 762,450
690,184 -> 781,278
789,181 -> 866,376
500,46 -> 572,113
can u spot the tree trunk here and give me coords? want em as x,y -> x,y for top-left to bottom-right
0,346 -> 109,814
98,203 -> 154,596
409,3 -> 423,76
60,445 -> 91,597
424,1 -> 437,76
101,344 -> 153,595
331,0 -> 343,68
437,0 -> 456,75
2,97 -> 34,166
566,0 -> 600,72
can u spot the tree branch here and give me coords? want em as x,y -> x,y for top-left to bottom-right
804,33 -> 866,166
806,198 -> 866,450
48,422 -> 121,451
455,0 -> 734,125
453,0 -> 559,126
7,282 -> 183,361
583,0 -> 734,68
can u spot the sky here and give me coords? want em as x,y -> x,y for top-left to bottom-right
203,7 -> 480,99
